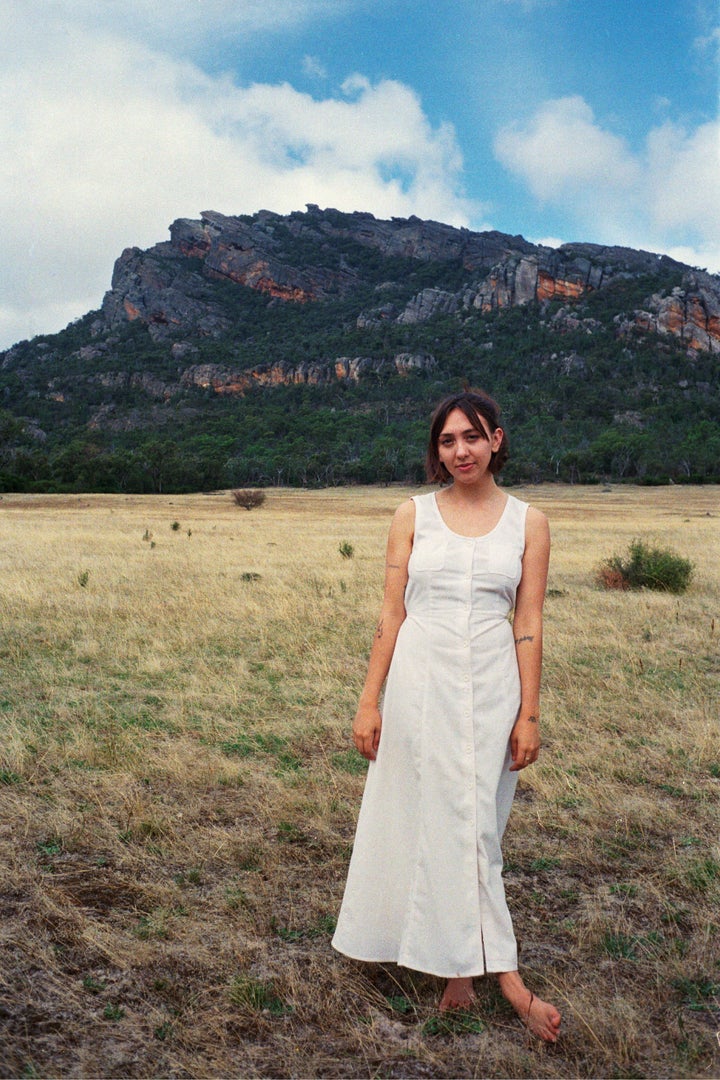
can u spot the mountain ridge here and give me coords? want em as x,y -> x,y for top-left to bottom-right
97,206 -> 719,356
1,205 -> 719,491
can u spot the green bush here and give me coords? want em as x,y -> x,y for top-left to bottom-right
598,539 -> 694,593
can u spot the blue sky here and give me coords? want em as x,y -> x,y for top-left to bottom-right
1,0 -> 718,349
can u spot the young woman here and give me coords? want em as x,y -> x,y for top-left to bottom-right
332,389 -> 561,1043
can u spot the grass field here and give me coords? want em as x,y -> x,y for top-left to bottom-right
0,484 -> 718,1079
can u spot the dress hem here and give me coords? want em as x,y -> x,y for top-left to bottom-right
332,942 -> 517,979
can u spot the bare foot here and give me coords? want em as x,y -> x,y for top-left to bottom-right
439,977 -> 477,1012
497,971 -> 561,1043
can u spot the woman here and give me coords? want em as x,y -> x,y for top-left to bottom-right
332,389 -> 561,1043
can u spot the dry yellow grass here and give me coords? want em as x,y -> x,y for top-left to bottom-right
0,484 -> 718,1079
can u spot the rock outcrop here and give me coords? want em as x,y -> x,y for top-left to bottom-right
178,352 -> 436,394
614,273 -> 720,354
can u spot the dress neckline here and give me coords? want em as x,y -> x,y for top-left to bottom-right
431,491 -> 511,540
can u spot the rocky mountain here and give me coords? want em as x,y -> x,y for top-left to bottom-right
1,205 -> 719,491
100,206 -> 719,353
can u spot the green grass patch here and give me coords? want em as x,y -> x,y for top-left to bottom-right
228,975 -> 291,1016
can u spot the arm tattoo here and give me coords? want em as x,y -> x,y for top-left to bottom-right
526,715 -> 538,724
375,618 -> 384,640
514,634 -> 534,645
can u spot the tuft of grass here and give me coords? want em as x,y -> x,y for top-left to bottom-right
682,857 -> 720,892
423,1011 -> 485,1035
598,538 -> 694,592
0,769 -> 23,785
672,976 -> 719,1011
228,975 -> 291,1016
338,540 -> 354,559
102,1004 -> 125,1022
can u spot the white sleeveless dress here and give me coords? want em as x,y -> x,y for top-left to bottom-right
332,491 -> 528,978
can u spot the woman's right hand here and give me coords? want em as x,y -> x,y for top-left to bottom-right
352,703 -> 382,761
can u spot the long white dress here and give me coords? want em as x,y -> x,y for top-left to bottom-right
332,490 -> 528,978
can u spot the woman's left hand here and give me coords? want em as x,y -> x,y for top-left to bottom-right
509,714 -> 541,771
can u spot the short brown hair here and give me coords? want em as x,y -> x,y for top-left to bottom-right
425,389 -> 509,482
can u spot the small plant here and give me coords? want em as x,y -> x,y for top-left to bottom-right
232,489 -> 267,510
597,539 -> 693,593
672,976 -> 719,1011
602,931 -> 637,958
338,540 -> 354,559
171,521 -> 180,531
36,837 -> 63,857
423,1011 -> 485,1035
225,885 -> 251,911
684,856 -> 720,892
103,1003 -> 125,1021
228,974 -> 290,1016
240,571 -> 261,582
77,569 -> 90,588
386,994 -> 413,1014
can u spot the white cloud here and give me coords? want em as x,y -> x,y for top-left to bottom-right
532,236 -> 565,250
302,54 -> 328,79
494,95 -> 720,271
0,8 -> 477,349
21,0 -> 358,50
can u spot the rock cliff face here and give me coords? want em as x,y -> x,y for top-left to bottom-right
614,274 -> 720,355
97,207 -> 720,360
178,352 -> 436,394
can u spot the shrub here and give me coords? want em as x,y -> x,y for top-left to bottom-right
598,539 -> 694,593
338,541 -> 354,559
232,489 -> 266,510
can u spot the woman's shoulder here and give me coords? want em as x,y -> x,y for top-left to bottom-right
505,494 -> 548,526
390,497 -> 417,530
524,504 -> 550,544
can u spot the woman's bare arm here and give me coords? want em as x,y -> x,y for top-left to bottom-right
352,499 -> 414,760
509,506 -> 550,771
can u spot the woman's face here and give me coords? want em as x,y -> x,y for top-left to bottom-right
437,407 -> 503,483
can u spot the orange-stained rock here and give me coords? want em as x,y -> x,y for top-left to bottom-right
537,271 -> 585,301
254,278 -> 314,302
617,277 -> 720,354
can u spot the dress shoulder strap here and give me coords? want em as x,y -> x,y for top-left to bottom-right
499,494 -> 529,544
410,491 -> 437,530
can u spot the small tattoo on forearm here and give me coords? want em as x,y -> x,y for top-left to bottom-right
514,634 -> 534,645
526,715 -> 538,724
375,619 -> 384,639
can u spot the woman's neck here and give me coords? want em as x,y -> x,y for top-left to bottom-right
443,475 -> 501,505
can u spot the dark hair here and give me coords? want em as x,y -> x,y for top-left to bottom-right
425,389 -> 509,482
